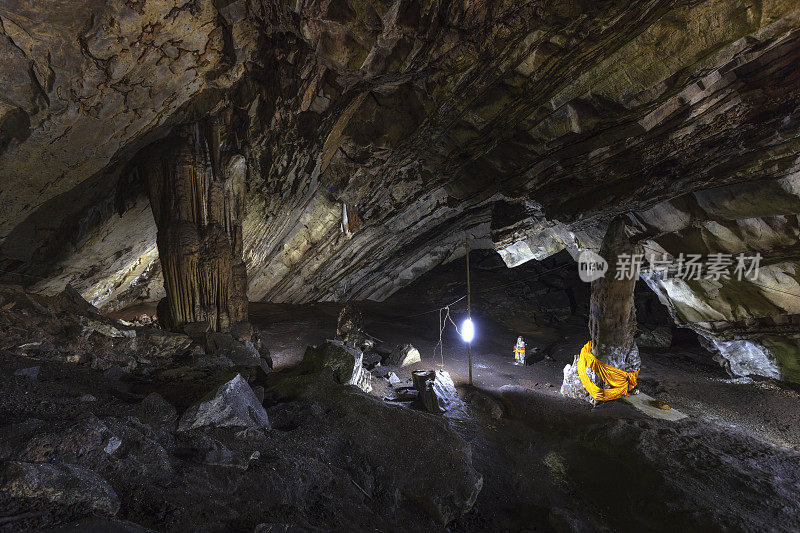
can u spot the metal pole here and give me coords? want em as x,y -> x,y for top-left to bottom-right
466,238 -> 472,385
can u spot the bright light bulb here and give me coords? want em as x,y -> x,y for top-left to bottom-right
461,318 -> 475,343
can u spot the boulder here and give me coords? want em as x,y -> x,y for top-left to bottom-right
203,331 -> 267,371
52,284 -> 100,316
386,344 -> 421,367
362,350 -> 382,370
178,374 -> 270,431
0,461 -> 120,515
292,377 -> 482,525
80,316 -> 136,339
299,340 -> 372,393
251,330 -> 274,370
412,370 -> 463,414
245,340 -> 273,374
141,330 -> 193,358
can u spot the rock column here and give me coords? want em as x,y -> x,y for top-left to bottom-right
561,217 -> 641,401
145,120 -> 249,333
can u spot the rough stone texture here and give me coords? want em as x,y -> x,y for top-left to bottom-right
412,370 -> 463,415
386,343 -> 421,367
0,2 -> 799,378
0,0 -> 254,277
0,284 -> 196,376
630,174 -> 800,380
293,340 -> 372,393
178,374 -> 270,431
0,461 -> 120,516
562,217 -> 641,401
143,121 -> 249,333
265,370 -> 482,526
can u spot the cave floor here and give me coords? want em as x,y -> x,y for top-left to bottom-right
249,300 -> 800,451
4,294 -> 799,531
244,299 -> 800,531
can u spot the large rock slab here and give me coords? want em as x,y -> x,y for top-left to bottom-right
386,344 -> 422,367
178,374 -> 270,431
268,372 -> 483,525
412,370 -> 463,415
0,461 -> 120,515
298,340 -> 372,393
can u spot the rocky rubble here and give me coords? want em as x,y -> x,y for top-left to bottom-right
0,339 -> 483,530
0,461 -> 120,516
0,285 -> 270,379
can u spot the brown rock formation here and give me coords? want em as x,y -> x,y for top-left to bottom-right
561,218 -> 641,401
588,217 -> 641,372
143,120 -> 248,333
0,1 -> 799,379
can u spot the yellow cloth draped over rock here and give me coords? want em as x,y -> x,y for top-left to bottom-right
577,340 -> 639,401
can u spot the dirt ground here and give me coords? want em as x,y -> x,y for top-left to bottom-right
4,252 -> 800,531
244,297 -> 800,531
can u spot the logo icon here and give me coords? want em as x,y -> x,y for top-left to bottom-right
578,250 -> 608,282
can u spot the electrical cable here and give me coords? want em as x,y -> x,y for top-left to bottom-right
396,295 -> 466,319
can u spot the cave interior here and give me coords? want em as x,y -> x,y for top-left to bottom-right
1,0 -> 800,531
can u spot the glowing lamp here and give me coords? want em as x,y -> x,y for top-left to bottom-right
461,318 -> 475,343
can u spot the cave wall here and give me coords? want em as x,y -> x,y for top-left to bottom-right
631,176 -> 800,381
0,1 -> 799,377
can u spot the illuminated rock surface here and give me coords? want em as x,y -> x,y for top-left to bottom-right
2,1 -> 800,530
1,0 -> 798,379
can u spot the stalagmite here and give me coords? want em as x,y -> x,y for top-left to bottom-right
143,119 -> 249,334
561,217 -> 641,402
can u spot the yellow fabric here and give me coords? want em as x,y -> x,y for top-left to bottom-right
577,341 -> 639,401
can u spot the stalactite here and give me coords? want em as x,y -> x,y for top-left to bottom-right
143,118 -> 249,334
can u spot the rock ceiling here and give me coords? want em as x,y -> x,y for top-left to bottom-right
0,0 -> 799,379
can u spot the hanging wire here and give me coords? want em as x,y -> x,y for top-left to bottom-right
437,307 -> 444,367
396,295 -> 466,319
432,303 -> 464,368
